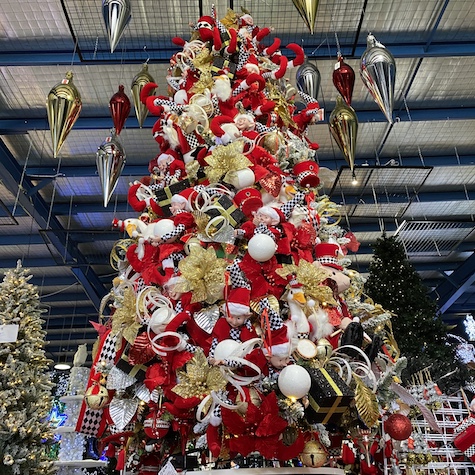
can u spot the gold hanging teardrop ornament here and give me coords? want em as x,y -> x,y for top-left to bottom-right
131,63 -> 155,128
329,95 -> 358,174
46,71 -> 82,158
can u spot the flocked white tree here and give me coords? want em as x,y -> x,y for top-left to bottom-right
0,260 -> 55,475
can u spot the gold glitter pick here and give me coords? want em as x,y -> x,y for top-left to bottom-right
175,246 -> 228,304
276,259 -> 338,306
266,82 -> 296,128
185,160 -> 201,181
220,9 -> 239,29
189,49 -> 214,95
204,141 -> 252,184
192,210 -> 211,235
172,349 -> 227,399
110,286 -> 141,344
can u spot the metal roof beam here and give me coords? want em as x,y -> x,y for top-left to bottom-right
351,260 -> 470,274
3,40 -> 475,66
45,306 -> 99,317
24,154 -> 475,179
2,107 -> 475,134
333,190 -> 475,204
0,141 -> 107,311
429,252 -> 475,313
10,191 -> 472,216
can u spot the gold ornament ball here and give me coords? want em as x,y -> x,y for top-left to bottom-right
300,439 -> 328,468
85,383 -> 110,410
316,338 -> 333,361
261,131 -> 284,154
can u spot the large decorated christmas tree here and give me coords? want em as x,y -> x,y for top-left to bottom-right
364,235 -> 469,394
75,8 -> 443,474
0,262 -> 55,475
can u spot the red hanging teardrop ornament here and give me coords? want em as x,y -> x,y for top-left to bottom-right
109,85 -> 131,135
332,55 -> 355,106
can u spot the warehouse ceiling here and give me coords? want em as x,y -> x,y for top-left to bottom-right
0,0 -> 474,365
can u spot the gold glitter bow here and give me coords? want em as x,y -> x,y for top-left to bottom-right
172,349 -> 227,399
276,259 -> 337,306
110,286 -> 141,345
174,246 -> 228,304
204,141 -> 252,184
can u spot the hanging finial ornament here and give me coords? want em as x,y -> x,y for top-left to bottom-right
96,129 -> 126,207
46,71 -> 82,158
102,0 -> 132,54
329,95 -> 358,175
292,0 -> 319,34
109,85 -> 131,135
131,63 -> 155,128
360,33 -> 396,123
296,59 -> 321,101
332,54 -> 355,106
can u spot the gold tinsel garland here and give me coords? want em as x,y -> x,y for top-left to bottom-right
174,246 -> 228,304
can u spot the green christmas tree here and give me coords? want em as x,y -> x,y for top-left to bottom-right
364,235 -> 468,393
0,261 -> 55,475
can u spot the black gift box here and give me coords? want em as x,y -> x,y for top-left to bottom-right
154,179 -> 191,217
211,55 -> 238,79
304,367 -> 354,425
206,194 -> 245,228
116,352 -> 147,383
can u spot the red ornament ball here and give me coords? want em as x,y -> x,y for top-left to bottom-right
384,413 -> 412,440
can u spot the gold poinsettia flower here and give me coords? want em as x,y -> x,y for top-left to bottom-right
172,349 -> 227,399
276,259 -> 337,306
174,246 -> 228,304
110,285 -> 141,345
204,141 -> 252,184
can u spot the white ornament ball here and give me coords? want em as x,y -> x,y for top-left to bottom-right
153,219 -> 175,239
247,234 -> 277,262
227,168 -> 255,189
214,339 -> 240,361
278,364 -> 311,399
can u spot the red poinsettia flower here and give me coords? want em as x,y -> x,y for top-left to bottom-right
144,349 -> 193,392
221,391 -> 304,459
